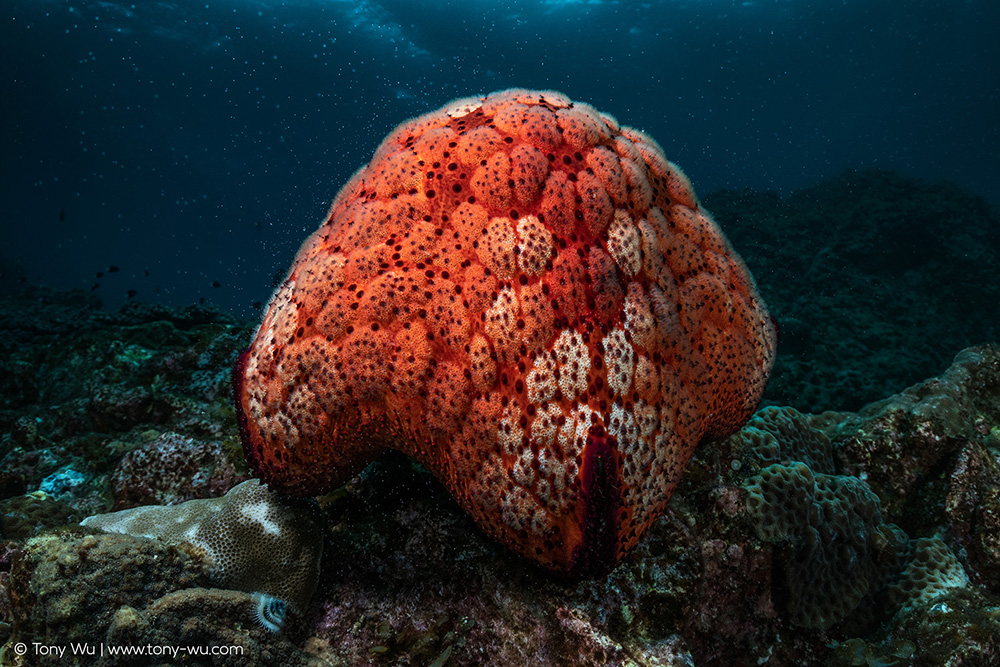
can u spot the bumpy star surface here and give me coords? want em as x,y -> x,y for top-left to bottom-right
235,89 -> 777,576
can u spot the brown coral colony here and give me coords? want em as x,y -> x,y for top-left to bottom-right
235,89 -> 777,576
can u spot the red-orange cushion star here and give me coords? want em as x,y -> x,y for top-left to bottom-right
235,89 -> 777,576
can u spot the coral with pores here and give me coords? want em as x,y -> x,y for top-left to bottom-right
738,408 -> 892,629
81,479 -> 323,612
888,536 -> 970,617
7,533 -> 311,666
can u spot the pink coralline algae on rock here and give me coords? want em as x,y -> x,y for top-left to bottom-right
235,89 -> 777,576
109,432 -> 247,509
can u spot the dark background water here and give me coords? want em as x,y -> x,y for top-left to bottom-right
3,0 -> 998,316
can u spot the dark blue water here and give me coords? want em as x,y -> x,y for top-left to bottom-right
3,0 -> 998,315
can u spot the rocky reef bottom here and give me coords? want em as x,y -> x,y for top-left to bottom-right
0,304 -> 997,667
2,170 -> 999,666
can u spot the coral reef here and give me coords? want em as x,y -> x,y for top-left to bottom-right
829,345 -> 1000,554
0,493 -> 79,541
743,461 -> 887,629
295,344 -> 998,667
723,348 -> 1000,654
706,169 -> 1000,412
733,407 -> 897,630
8,533 -> 210,642
81,479 -> 324,612
2,170 -> 999,665
946,441 -> 1000,587
3,336 -> 997,666
0,285 -> 251,519
108,431 -> 246,509
6,532 -> 312,666
888,536 -> 970,616
236,89 -> 777,576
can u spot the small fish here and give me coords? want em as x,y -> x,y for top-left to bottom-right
212,280 -> 222,288
127,289 -> 137,298
109,265 -> 120,273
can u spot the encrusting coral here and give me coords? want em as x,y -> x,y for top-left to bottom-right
888,536 -> 970,617
235,88 -> 777,576
0,492 -> 79,540
80,479 -> 323,612
737,408 -> 891,629
729,376 -> 995,645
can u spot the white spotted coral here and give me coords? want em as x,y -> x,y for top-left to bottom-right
81,479 -> 323,613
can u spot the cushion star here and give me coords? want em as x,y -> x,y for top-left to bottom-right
234,89 -> 777,577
